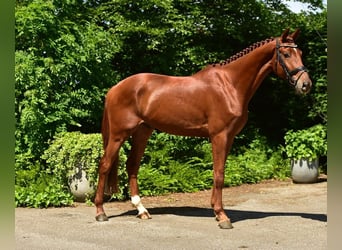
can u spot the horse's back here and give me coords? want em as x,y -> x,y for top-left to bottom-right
106,72 -> 207,107
104,73 -> 215,136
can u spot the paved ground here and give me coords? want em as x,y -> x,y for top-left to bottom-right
15,179 -> 327,250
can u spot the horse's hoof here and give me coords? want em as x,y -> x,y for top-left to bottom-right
95,213 -> 109,222
218,220 -> 234,229
137,211 -> 152,220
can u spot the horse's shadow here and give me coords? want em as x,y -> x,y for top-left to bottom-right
109,206 -> 326,223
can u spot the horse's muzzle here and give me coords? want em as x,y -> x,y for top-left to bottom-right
295,71 -> 312,94
300,81 -> 312,93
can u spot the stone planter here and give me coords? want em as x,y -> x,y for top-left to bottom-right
68,167 -> 95,202
291,158 -> 319,183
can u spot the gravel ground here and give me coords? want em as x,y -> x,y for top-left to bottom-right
15,179 -> 327,250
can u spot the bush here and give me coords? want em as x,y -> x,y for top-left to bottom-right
283,124 -> 327,160
225,138 -> 290,187
42,132 -> 129,201
15,182 -> 74,208
16,132 -> 129,207
138,158 -> 213,196
15,163 -> 74,208
137,132 -> 289,196
138,133 -> 213,196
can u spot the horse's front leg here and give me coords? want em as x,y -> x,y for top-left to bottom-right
210,131 -> 234,229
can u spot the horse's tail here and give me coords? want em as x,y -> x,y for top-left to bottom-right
101,105 -> 110,150
101,104 -> 120,194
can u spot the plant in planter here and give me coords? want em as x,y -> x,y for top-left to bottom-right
283,124 -> 327,183
42,132 -> 128,202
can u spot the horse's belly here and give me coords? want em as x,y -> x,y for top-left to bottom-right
144,115 -> 209,137
153,124 -> 209,137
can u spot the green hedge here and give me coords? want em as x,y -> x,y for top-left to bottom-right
15,131 -> 290,207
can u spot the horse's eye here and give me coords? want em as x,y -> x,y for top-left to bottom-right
284,53 -> 291,58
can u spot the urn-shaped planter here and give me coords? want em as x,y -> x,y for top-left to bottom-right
291,158 -> 319,183
68,166 -> 95,202
283,124 -> 327,184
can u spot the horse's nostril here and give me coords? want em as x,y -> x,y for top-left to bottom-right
302,82 -> 311,92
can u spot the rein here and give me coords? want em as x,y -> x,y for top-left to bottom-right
275,39 -> 308,87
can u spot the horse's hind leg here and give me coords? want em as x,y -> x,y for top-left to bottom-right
126,123 -> 153,219
94,138 -> 123,221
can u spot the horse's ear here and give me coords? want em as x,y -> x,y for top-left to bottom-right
290,28 -> 301,41
280,28 -> 290,42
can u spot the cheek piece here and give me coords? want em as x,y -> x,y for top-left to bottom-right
275,38 -> 308,87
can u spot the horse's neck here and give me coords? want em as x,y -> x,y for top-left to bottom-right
247,62 -> 273,101
221,42 -> 275,102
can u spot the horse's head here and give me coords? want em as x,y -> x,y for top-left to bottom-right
272,29 -> 312,94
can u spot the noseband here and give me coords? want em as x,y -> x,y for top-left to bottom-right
275,39 -> 308,87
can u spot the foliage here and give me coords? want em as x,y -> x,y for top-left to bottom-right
225,137 -> 290,187
138,133 -> 213,195
15,0 -> 327,166
16,130 -> 289,207
42,132 -> 103,186
42,132 -> 129,200
15,0 -> 120,164
138,132 -> 289,196
247,7 -> 327,145
15,164 -> 73,208
15,183 -> 74,208
303,10 -> 327,123
283,124 -> 327,160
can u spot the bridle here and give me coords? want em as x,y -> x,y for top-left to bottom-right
275,38 -> 308,87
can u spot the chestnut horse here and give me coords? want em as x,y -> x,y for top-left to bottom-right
94,29 -> 312,229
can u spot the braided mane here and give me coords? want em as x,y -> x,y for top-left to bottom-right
212,37 -> 275,67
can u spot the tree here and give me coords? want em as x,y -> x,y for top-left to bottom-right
15,0 -> 326,167
15,0 -> 120,165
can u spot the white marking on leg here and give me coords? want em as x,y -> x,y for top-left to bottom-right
131,195 -> 149,216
